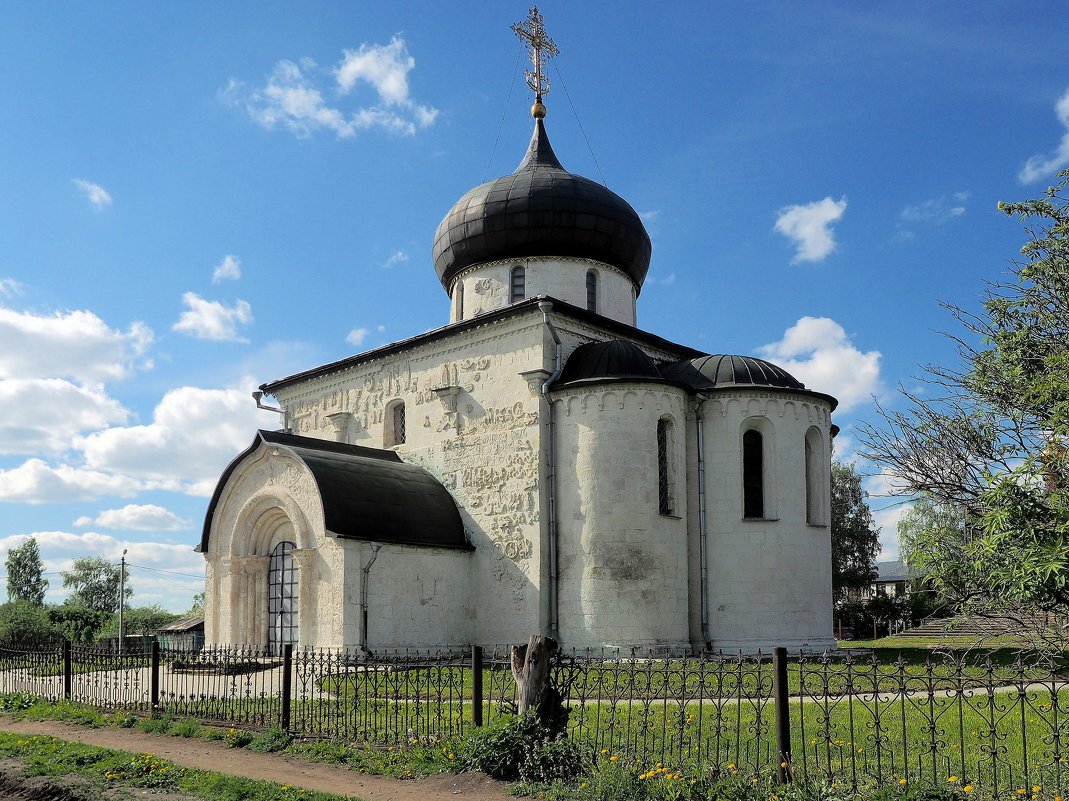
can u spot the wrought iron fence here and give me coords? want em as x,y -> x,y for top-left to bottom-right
0,640 -> 1067,797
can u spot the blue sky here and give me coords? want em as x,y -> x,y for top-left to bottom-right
1,2 -> 1067,611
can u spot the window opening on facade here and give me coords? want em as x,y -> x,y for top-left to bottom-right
743,429 -> 764,518
393,402 -> 406,445
805,428 -> 823,525
456,281 -> 464,318
267,540 -> 298,654
586,270 -> 597,313
510,265 -> 525,303
657,418 -> 673,515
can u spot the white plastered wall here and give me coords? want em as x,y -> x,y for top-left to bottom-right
269,312 -> 549,647
553,382 -> 691,649
360,541 -> 474,649
450,257 -> 637,326
702,391 -> 836,652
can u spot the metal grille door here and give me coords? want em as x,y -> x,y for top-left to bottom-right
268,541 -> 298,654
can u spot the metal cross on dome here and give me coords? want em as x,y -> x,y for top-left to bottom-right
512,6 -> 559,100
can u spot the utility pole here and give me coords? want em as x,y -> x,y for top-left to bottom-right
117,549 -> 127,654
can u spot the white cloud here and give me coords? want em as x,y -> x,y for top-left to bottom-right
211,254 -> 242,284
774,196 -> 847,263
0,279 -> 22,298
78,385 -> 281,495
74,504 -> 189,532
0,530 -> 204,611
758,316 -> 882,412
346,327 -> 369,346
376,325 -> 386,333
228,38 -> 437,140
1019,88 -> 1069,183
0,306 -> 152,384
0,378 -> 129,455
72,179 -> 112,210
172,292 -> 253,342
0,459 -> 144,504
381,250 -> 409,269
899,193 -> 968,224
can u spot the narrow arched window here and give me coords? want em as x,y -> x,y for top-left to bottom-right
456,281 -> 464,319
393,402 -> 406,445
510,265 -> 525,303
385,400 -> 406,446
805,427 -> 824,524
743,429 -> 764,519
657,418 -> 673,515
586,270 -> 598,313
268,540 -> 298,655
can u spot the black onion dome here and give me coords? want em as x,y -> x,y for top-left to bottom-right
662,354 -> 805,390
554,339 -> 663,389
431,119 -> 652,294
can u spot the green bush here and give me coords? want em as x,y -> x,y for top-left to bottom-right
464,711 -> 582,782
223,727 -> 255,748
0,692 -> 37,712
0,600 -> 55,643
249,726 -> 290,753
138,714 -> 172,734
170,717 -> 202,738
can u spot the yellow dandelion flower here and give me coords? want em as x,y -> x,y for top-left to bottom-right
949,776 -> 959,783
581,783 -> 588,789
1017,789 -> 1026,795
601,748 -> 609,755
1034,787 -> 1042,793
609,754 -> 618,762
781,761 -> 788,768
965,785 -> 974,793
899,779 -> 908,785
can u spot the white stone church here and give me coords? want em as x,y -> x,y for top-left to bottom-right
200,16 -> 838,654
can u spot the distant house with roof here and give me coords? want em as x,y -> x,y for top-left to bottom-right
870,560 -> 927,598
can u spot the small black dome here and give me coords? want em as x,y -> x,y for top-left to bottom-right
431,119 -> 652,294
662,354 -> 806,390
555,339 -> 662,388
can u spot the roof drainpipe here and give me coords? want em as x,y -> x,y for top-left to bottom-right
695,394 -> 712,650
538,300 -> 563,642
359,543 -> 383,656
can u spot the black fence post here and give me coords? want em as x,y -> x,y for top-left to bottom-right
773,647 -> 792,784
280,643 -> 293,732
62,640 -> 72,701
472,645 -> 484,727
150,640 -> 160,712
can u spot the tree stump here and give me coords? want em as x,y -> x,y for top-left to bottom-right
511,634 -> 567,733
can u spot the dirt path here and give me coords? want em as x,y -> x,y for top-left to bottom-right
0,718 -> 514,801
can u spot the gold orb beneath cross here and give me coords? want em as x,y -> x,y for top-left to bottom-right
531,100 -> 547,119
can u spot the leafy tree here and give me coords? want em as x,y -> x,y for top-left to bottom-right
5,537 -> 48,605
186,592 -> 205,617
99,605 -> 180,639
61,557 -> 131,615
47,603 -> 108,643
862,170 -> 1069,626
830,461 -> 880,601
0,600 -> 55,644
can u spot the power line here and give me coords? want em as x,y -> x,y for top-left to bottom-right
127,563 -> 204,580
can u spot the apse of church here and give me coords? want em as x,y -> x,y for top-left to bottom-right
200,9 -> 838,654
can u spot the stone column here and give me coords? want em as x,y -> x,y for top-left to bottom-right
232,555 -> 269,647
291,548 -> 317,647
